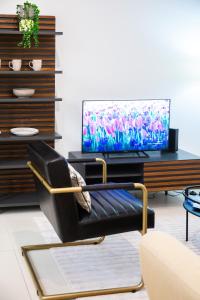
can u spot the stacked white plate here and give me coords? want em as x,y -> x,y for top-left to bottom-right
10,127 -> 39,136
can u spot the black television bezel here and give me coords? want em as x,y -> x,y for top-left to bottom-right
81,99 -> 171,154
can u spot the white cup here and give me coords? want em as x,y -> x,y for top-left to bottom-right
29,59 -> 42,71
9,59 -> 22,71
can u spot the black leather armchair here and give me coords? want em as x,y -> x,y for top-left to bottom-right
22,141 -> 155,300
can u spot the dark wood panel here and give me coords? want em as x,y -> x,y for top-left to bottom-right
0,15 -> 55,31
145,180 -> 200,186
144,160 -> 200,167
0,168 -> 35,192
145,174 -> 200,183
144,161 -> 200,172
144,160 -> 200,191
0,102 -> 54,132
144,164 -> 200,172
144,169 -> 200,177
0,141 -> 54,160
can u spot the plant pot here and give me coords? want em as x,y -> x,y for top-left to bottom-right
17,5 -> 34,19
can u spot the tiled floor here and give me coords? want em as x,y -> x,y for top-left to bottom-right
0,192 -> 190,300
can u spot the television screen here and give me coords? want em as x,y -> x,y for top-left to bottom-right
82,99 -> 170,153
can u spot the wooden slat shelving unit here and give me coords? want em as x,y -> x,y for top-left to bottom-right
0,14 -> 62,207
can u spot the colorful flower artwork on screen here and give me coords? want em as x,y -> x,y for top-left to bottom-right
82,100 -> 170,153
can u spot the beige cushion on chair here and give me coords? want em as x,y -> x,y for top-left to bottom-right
68,163 -> 91,212
140,231 -> 200,300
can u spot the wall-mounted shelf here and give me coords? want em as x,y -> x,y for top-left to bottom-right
0,132 -> 62,142
0,192 -> 39,208
0,98 -> 62,103
0,29 -> 63,35
0,159 -> 28,170
0,71 -> 62,75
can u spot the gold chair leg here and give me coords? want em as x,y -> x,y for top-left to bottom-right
22,234 -> 143,300
94,235 -> 105,244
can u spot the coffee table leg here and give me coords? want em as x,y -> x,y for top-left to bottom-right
186,210 -> 189,241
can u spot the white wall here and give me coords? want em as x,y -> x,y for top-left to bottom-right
1,0 -> 200,155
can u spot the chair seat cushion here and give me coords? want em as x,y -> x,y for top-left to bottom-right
78,189 -> 154,239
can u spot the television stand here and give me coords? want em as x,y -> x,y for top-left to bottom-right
103,151 -> 149,159
68,149 -> 200,192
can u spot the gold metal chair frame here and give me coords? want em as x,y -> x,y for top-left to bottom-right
22,159 -> 148,300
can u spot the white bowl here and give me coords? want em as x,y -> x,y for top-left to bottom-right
13,88 -> 35,98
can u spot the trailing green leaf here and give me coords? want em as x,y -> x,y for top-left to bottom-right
16,1 -> 40,48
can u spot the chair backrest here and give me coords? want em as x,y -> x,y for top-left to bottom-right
28,141 -> 80,242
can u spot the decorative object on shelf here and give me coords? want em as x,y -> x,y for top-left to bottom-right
16,1 -> 40,48
29,59 -> 42,71
10,127 -> 39,136
9,59 -> 22,71
13,88 -> 35,98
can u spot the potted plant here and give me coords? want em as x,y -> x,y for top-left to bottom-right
16,1 -> 40,48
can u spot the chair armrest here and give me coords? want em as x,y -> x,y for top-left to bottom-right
67,158 -> 107,183
140,231 -> 200,300
82,182 -> 137,191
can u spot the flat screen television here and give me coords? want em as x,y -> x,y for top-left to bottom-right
82,99 -> 170,154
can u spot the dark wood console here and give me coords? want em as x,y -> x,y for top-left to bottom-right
68,150 -> 200,192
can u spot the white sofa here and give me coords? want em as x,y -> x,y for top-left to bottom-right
140,231 -> 200,300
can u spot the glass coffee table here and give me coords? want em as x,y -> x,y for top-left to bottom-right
183,185 -> 200,241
